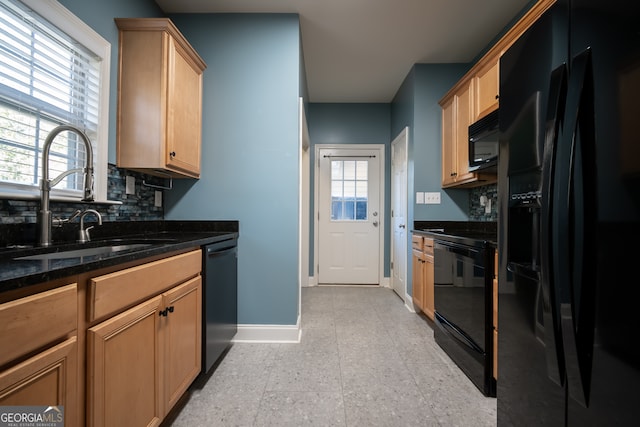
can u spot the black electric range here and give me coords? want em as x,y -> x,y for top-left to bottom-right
415,222 -> 497,397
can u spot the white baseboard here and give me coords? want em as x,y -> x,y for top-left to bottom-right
232,315 -> 301,343
380,276 -> 390,287
306,275 -> 317,287
404,291 -> 417,313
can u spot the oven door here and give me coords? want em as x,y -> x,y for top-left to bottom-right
433,240 -> 493,395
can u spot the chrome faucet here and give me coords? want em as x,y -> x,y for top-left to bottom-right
38,125 -> 94,247
77,209 -> 102,243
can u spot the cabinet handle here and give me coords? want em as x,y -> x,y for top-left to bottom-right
159,306 -> 175,317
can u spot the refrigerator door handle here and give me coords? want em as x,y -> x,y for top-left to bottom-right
540,63 -> 568,386
558,48 -> 598,408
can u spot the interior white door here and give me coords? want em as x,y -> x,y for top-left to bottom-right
318,148 -> 380,284
391,128 -> 408,299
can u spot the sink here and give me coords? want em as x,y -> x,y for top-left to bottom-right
14,243 -> 153,260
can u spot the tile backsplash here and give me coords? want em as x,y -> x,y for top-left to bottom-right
469,183 -> 498,221
0,164 -> 166,224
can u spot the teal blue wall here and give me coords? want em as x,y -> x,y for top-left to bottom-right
164,14 -> 302,326
390,63 -> 470,295
413,64 -> 470,221
57,0 -> 164,163
307,103 -> 391,277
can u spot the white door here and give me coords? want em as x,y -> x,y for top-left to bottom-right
391,128 -> 408,299
318,147 -> 381,284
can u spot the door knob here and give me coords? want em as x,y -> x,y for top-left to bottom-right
373,221 -> 379,227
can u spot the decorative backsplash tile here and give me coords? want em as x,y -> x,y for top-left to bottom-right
0,164 -> 165,224
469,183 -> 498,221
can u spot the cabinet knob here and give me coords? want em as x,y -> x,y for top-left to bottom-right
159,306 -> 175,317
495,94 -> 500,100
169,151 -> 176,158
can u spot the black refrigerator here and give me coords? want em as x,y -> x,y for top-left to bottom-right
497,0 -> 640,425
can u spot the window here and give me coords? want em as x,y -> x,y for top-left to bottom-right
0,0 -> 110,201
330,160 -> 368,221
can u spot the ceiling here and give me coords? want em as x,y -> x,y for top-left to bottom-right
154,0 -> 531,103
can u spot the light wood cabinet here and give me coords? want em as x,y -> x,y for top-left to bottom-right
115,18 -> 207,179
0,284 -> 78,426
423,238 -> 434,320
438,0 -> 557,189
411,235 -> 434,320
0,337 -> 78,422
86,250 -> 202,427
88,295 -> 163,427
474,59 -> 500,121
412,248 -> 425,312
440,79 -> 497,188
440,97 -> 456,187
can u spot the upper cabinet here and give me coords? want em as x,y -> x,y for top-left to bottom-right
442,80 -> 483,187
115,18 -> 207,179
474,59 -> 499,121
438,0 -> 556,188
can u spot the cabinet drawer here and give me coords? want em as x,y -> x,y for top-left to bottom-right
88,249 -> 201,322
423,238 -> 434,256
412,235 -> 424,251
0,284 -> 77,367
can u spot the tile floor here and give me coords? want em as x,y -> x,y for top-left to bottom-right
167,286 -> 496,426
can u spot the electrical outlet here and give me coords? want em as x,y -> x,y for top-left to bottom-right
125,176 -> 135,195
425,192 -> 441,204
154,191 -> 162,208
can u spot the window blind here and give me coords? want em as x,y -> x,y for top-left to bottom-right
0,0 -> 101,193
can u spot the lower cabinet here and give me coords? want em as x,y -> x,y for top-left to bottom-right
0,337 -> 78,422
412,248 -> 425,312
412,235 -> 434,320
87,276 -> 202,427
0,283 -> 78,426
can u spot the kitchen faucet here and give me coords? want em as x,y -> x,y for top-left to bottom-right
77,209 -> 102,243
38,125 -> 94,247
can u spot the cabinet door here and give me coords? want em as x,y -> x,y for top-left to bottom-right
166,36 -> 203,176
87,296 -> 163,427
412,250 -> 424,312
441,97 -> 457,187
454,80 -> 474,183
162,276 -> 202,414
424,254 -> 434,321
0,337 -> 78,427
475,59 -> 499,120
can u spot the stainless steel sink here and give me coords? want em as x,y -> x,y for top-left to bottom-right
15,243 -> 153,260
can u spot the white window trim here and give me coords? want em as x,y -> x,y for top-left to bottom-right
0,0 -> 113,203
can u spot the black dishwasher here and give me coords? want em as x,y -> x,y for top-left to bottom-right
203,235 -> 238,373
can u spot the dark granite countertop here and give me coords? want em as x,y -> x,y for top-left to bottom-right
0,220 -> 238,295
412,220 -> 497,247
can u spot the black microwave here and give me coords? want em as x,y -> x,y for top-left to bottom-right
468,109 -> 499,172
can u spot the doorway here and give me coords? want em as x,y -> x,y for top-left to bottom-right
315,145 -> 385,284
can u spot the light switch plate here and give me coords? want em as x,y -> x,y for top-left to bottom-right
425,192 -> 441,204
154,191 -> 162,208
125,176 -> 135,195
416,192 -> 425,204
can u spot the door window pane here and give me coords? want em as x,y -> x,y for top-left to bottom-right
330,159 -> 368,221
